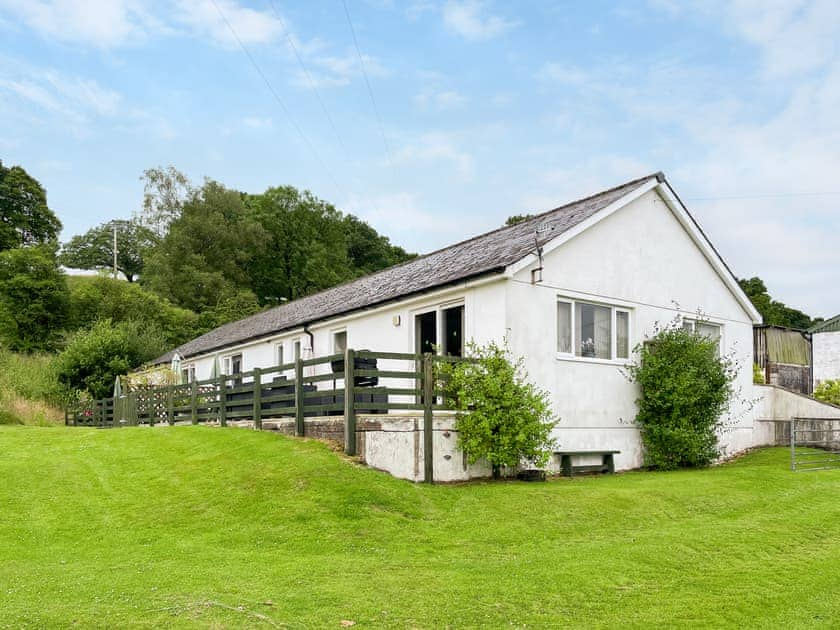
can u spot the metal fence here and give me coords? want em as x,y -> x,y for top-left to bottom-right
790,417 -> 840,471
66,350 -> 465,479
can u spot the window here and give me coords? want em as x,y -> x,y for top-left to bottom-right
683,319 -> 722,353
414,303 -> 465,357
557,298 -> 631,360
333,330 -> 347,353
275,343 -> 284,367
293,340 -> 301,362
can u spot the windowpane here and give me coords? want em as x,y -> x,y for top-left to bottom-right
557,301 -> 572,353
616,311 -> 630,359
276,344 -> 284,366
334,331 -> 347,353
575,302 -> 611,359
696,322 -> 720,341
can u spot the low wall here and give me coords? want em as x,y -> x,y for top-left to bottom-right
232,412 -> 491,482
753,384 -> 840,447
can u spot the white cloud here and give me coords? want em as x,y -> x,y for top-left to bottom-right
414,89 -> 467,111
535,62 -> 590,86
0,0 -> 159,47
242,116 -> 273,129
394,132 -> 474,178
442,0 -> 518,41
174,0 -> 282,47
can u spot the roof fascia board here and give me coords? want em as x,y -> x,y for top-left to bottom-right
179,273 -> 507,364
506,178 -> 659,277
654,182 -> 763,324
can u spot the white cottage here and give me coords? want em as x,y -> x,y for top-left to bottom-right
152,172 -> 762,471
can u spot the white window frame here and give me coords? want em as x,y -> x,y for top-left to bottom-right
556,296 -> 632,363
332,329 -> 348,354
275,342 -> 285,367
223,353 -> 243,375
682,317 -> 724,352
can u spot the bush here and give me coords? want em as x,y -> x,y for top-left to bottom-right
0,350 -> 67,425
54,319 -> 168,399
753,363 -> 765,384
0,245 -> 69,352
68,276 -> 198,347
814,380 -> 840,406
626,322 -> 737,470
437,341 -> 556,477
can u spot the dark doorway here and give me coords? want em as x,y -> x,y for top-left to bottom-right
416,311 -> 437,354
443,305 -> 464,357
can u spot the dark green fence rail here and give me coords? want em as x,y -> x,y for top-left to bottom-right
66,349 -> 464,481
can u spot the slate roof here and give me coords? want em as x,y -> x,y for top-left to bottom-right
154,172 -> 663,364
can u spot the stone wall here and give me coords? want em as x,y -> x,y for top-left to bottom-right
753,384 -> 840,448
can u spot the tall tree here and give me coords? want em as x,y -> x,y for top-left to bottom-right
60,220 -> 158,282
142,179 -> 265,312
343,214 -> 415,275
136,166 -> 193,237
0,245 -> 69,352
246,186 -> 351,302
0,160 -> 62,251
739,277 -> 814,329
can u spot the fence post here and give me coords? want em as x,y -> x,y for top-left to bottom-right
790,417 -> 796,471
344,348 -> 356,455
218,376 -> 227,427
295,358 -> 304,437
423,354 -> 434,484
253,368 -> 262,431
191,380 -> 198,425
167,385 -> 174,425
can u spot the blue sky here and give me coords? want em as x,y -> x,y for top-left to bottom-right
1,1 -> 838,317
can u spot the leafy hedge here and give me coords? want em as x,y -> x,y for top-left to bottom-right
814,380 -> 840,406
626,323 -> 737,469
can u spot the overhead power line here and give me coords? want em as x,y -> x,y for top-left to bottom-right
687,191 -> 840,202
268,0 -> 350,158
341,0 -> 394,167
209,0 -> 342,197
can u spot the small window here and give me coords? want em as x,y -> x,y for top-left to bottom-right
294,340 -> 301,362
334,330 -> 347,353
557,297 -> 632,361
557,301 -> 572,354
616,311 -> 630,359
275,343 -> 284,367
684,319 -> 722,353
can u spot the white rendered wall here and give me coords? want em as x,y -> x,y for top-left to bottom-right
813,331 -> 840,387
506,189 -> 757,470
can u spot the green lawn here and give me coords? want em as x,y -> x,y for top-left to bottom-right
1,426 -> 838,628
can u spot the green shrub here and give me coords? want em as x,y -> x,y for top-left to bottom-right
626,322 -> 737,470
54,319 -> 168,399
0,350 -> 68,425
437,341 -> 556,477
68,276 -> 198,347
814,380 -> 840,406
753,363 -> 765,384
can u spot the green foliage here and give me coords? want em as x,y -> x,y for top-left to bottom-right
142,180 -> 266,312
343,214 -> 415,275
60,220 -> 158,282
137,165 -> 194,237
0,350 -> 68,425
0,245 -> 69,352
504,213 -> 534,226
626,323 -> 737,469
0,160 -> 62,251
739,276 -> 814,329
54,319 -> 168,399
438,341 -> 556,474
193,289 -> 263,335
67,276 -> 198,346
814,380 -> 840,406
753,362 -> 765,385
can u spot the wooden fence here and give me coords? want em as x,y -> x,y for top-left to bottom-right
66,350 -> 464,481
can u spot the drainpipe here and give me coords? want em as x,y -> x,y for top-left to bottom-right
303,324 -> 315,358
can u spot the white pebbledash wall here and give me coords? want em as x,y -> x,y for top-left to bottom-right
813,331 -> 840,387
174,186 -> 760,474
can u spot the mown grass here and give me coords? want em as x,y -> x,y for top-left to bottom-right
0,351 -> 65,426
1,426 -> 838,628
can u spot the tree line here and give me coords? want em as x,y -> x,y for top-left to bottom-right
0,160 -> 413,400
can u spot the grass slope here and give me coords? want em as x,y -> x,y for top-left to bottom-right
1,426 -> 839,628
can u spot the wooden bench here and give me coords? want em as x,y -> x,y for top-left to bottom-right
554,450 -> 620,477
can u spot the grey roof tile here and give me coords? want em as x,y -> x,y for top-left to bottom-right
155,173 -> 661,363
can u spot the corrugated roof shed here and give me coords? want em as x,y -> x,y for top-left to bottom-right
153,173 -> 662,364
